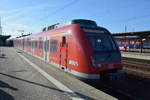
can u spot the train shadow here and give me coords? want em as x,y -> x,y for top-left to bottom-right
0,73 -> 95,100
0,80 -> 18,100
0,80 -> 18,91
0,89 -> 15,100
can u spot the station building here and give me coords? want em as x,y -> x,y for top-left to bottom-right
112,30 -> 150,52
0,35 -> 11,46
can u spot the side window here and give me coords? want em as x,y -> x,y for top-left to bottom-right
44,41 -> 46,51
29,41 -> 31,48
50,40 -> 58,53
35,41 -> 37,49
39,41 -> 41,49
47,40 -> 49,51
32,40 -> 34,48
28,41 -> 30,47
39,40 -> 43,50
44,40 -> 49,52
62,36 -> 66,47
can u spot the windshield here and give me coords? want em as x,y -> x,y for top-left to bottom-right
87,33 -> 117,52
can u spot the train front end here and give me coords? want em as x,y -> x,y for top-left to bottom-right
85,28 -> 123,80
72,19 -> 123,80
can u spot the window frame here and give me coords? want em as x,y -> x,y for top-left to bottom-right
50,39 -> 58,53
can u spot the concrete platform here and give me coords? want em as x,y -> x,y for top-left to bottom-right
0,47 -> 117,100
121,51 -> 150,60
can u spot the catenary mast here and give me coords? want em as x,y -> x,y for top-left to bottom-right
0,17 -> 2,35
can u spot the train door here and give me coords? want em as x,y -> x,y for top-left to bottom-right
44,36 -> 49,62
60,36 -> 68,69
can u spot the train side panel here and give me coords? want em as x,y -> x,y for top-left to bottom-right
14,23 -> 123,79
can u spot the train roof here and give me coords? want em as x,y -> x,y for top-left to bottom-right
15,19 -> 109,39
42,19 -> 98,32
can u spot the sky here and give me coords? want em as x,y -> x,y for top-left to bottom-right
0,0 -> 150,38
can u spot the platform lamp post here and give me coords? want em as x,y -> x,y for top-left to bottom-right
139,37 -> 143,53
125,25 -> 127,51
140,38 -> 146,53
0,16 -> 2,35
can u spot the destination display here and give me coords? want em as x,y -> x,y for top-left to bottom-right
83,28 -> 105,33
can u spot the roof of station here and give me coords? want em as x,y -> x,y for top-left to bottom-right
0,35 -> 11,40
112,30 -> 150,38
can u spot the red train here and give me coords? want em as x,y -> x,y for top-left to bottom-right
14,19 -> 123,79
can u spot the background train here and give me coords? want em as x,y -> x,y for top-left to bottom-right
14,19 -> 123,79
116,38 -> 150,52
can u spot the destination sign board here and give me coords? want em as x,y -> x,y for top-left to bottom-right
83,28 -> 105,33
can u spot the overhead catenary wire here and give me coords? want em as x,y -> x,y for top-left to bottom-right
39,0 -> 78,23
122,13 -> 150,23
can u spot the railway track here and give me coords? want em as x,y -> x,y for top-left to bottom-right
97,81 -> 139,100
84,80 -> 137,100
84,73 -> 150,100
122,57 -> 150,79
122,57 -> 150,65
101,74 -> 150,100
84,57 -> 150,100
82,57 -> 150,100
